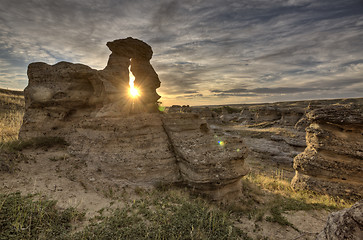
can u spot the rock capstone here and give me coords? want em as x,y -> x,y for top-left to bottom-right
19,38 -> 249,200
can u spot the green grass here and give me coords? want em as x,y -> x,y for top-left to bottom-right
244,171 -> 352,209
1,89 -> 358,238
0,190 -> 251,240
234,171 -> 354,231
0,192 -> 84,240
1,168 -> 352,239
73,189 -> 250,240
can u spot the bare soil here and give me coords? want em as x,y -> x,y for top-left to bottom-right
0,125 -> 334,240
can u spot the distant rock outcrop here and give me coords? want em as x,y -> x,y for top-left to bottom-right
19,38 -> 248,200
292,104 -> 363,200
317,201 -> 363,240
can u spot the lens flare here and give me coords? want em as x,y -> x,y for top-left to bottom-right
130,87 -> 139,97
129,65 -> 139,98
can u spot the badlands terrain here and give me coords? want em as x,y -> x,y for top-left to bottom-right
0,36 -> 361,240
1,87 -> 362,239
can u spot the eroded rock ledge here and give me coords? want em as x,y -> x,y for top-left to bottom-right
292,104 -> 363,200
317,201 -> 363,240
19,38 -> 248,200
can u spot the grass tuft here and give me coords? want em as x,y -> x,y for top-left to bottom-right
235,171 -> 354,231
244,171 -> 352,210
0,189 -> 252,240
73,189 -> 250,240
0,192 -> 84,240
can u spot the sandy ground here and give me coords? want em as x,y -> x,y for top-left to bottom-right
0,125 -> 333,239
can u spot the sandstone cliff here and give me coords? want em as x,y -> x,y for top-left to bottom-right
162,113 -> 248,199
19,38 -> 249,200
292,104 -> 363,200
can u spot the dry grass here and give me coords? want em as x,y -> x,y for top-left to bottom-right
0,192 -> 84,240
244,170 -> 352,209
0,90 -> 357,239
0,90 -> 24,142
0,89 -> 25,172
0,189 -> 250,240
230,170 -> 355,231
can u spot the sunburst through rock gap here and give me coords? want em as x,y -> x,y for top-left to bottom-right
128,61 -> 139,98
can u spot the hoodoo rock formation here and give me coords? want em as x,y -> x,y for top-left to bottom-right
22,37 -> 160,129
19,38 -> 248,200
102,38 -> 161,110
292,104 -> 363,200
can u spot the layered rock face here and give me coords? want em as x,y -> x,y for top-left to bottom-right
317,201 -> 363,240
292,104 -> 363,200
67,114 -> 180,186
230,105 -> 305,126
162,113 -> 249,199
19,38 -> 248,200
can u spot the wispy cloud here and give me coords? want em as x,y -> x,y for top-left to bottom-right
0,0 -> 362,104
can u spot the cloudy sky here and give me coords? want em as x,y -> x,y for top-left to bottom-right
0,0 -> 362,106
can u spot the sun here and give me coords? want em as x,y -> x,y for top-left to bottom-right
129,86 -> 140,98
128,64 -> 140,98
